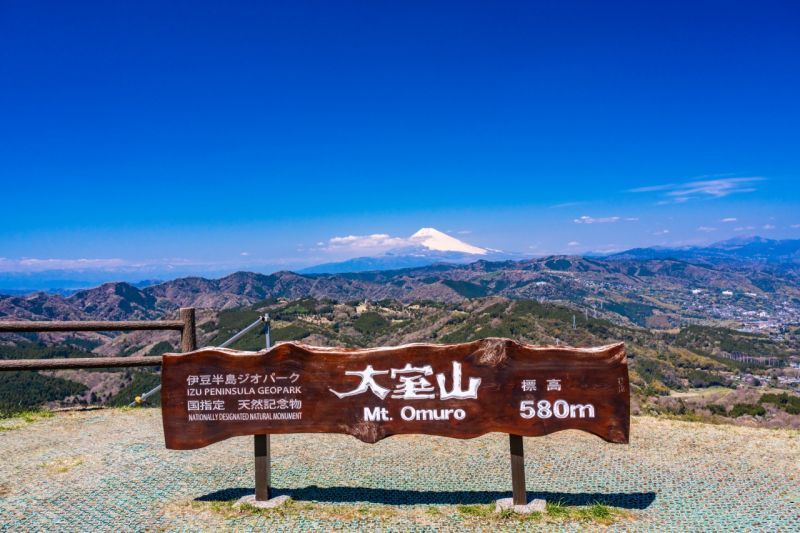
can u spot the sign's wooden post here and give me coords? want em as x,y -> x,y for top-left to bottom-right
254,434 -> 270,500
509,434 -> 526,506
254,316 -> 271,502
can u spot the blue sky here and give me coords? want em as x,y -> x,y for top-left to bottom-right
1,1 -> 798,283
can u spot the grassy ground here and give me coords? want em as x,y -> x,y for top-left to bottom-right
0,409 -> 798,531
668,386 -> 732,399
0,409 -> 53,432
176,498 -> 628,529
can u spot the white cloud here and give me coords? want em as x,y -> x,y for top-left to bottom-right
574,215 -> 619,224
15,258 -> 130,270
574,215 -> 637,225
721,217 -> 737,223
240,252 -> 250,256
321,233 -> 411,252
697,226 -> 717,232
567,241 -> 580,246
0,255 -> 313,276
0,256 -> 277,274
627,183 -> 677,193
762,224 -> 776,230
628,176 -> 763,203
734,226 -> 756,232
550,201 -> 587,209
653,229 -> 670,236
667,177 -> 762,198
791,224 -> 800,229
588,244 -> 624,253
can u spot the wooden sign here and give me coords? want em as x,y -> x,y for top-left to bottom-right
161,338 -> 629,450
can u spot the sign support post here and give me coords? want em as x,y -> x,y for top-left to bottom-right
254,315 -> 271,502
497,434 -> 545,513
509,434 -> 526,506
254,434 -> 270,500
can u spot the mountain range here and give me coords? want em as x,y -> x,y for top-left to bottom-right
306,232 -> 800,273
300,227 -> 521,274
1,236 -> 798,331
606,236 -> 800,264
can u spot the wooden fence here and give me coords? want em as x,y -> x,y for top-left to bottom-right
0,308 -> 196,371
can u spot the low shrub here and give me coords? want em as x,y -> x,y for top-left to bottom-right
353,312 -> 390,335
728,403 -> 766,418
686,369 -> 728,388
759,392 -> 800,415
707,404 -> 727,416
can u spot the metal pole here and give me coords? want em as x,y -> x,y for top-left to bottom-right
509,434 -> 527,505
131,314 -> 265,406
218,316 -> 266,350
255,315 -> 271,501
264,313 -> 271,349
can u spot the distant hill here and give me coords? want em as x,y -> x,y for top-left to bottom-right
2,241 -> 799,418
2,243 -> 798,330
3,296 -> 798,431
607,236 -> 800,264
300,253 -> 472,275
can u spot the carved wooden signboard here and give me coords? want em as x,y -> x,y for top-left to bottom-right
161,338 -> 629,450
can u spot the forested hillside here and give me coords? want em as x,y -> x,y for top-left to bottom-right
2,296 -> 797,428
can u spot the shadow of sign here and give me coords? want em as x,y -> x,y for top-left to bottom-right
197,486 -> 656,509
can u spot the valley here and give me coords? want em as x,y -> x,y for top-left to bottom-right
1,295 -> 798,429
1,240 -> 798,427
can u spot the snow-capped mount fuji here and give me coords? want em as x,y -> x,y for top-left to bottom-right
301,227 -> 514,274
407,228 -> 489,255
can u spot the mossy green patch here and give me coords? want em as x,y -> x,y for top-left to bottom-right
0,408 -> 54,431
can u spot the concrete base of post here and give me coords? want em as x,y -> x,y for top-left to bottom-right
235,494 -> 291,510
495,497 -> 546,514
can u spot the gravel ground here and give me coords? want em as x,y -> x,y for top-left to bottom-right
0,409 -> 798,531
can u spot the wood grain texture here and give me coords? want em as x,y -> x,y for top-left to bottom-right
0,356 -> 163,371
161,338 -> 629,450
179,307 -> 197,353
0,320 -> 184,332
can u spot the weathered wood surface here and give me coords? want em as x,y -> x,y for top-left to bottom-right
179,308 -> 197,353
0,356 -> 163,371
161,338 -> 629,450
0,308 -> 194,372
0,320 -> 185,332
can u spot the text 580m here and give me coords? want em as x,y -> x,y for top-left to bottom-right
519,399 -> 595,419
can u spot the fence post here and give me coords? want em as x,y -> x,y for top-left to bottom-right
180,308 -> 197,352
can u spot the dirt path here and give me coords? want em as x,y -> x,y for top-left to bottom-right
0,409 -> 798,531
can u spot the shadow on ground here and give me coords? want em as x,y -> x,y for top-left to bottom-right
197,486 -> 656,509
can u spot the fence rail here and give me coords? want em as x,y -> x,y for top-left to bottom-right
0,320 -> 184,333
0,356 -> 164,371
130,314 -> 267,406
0,308 -> 196,372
